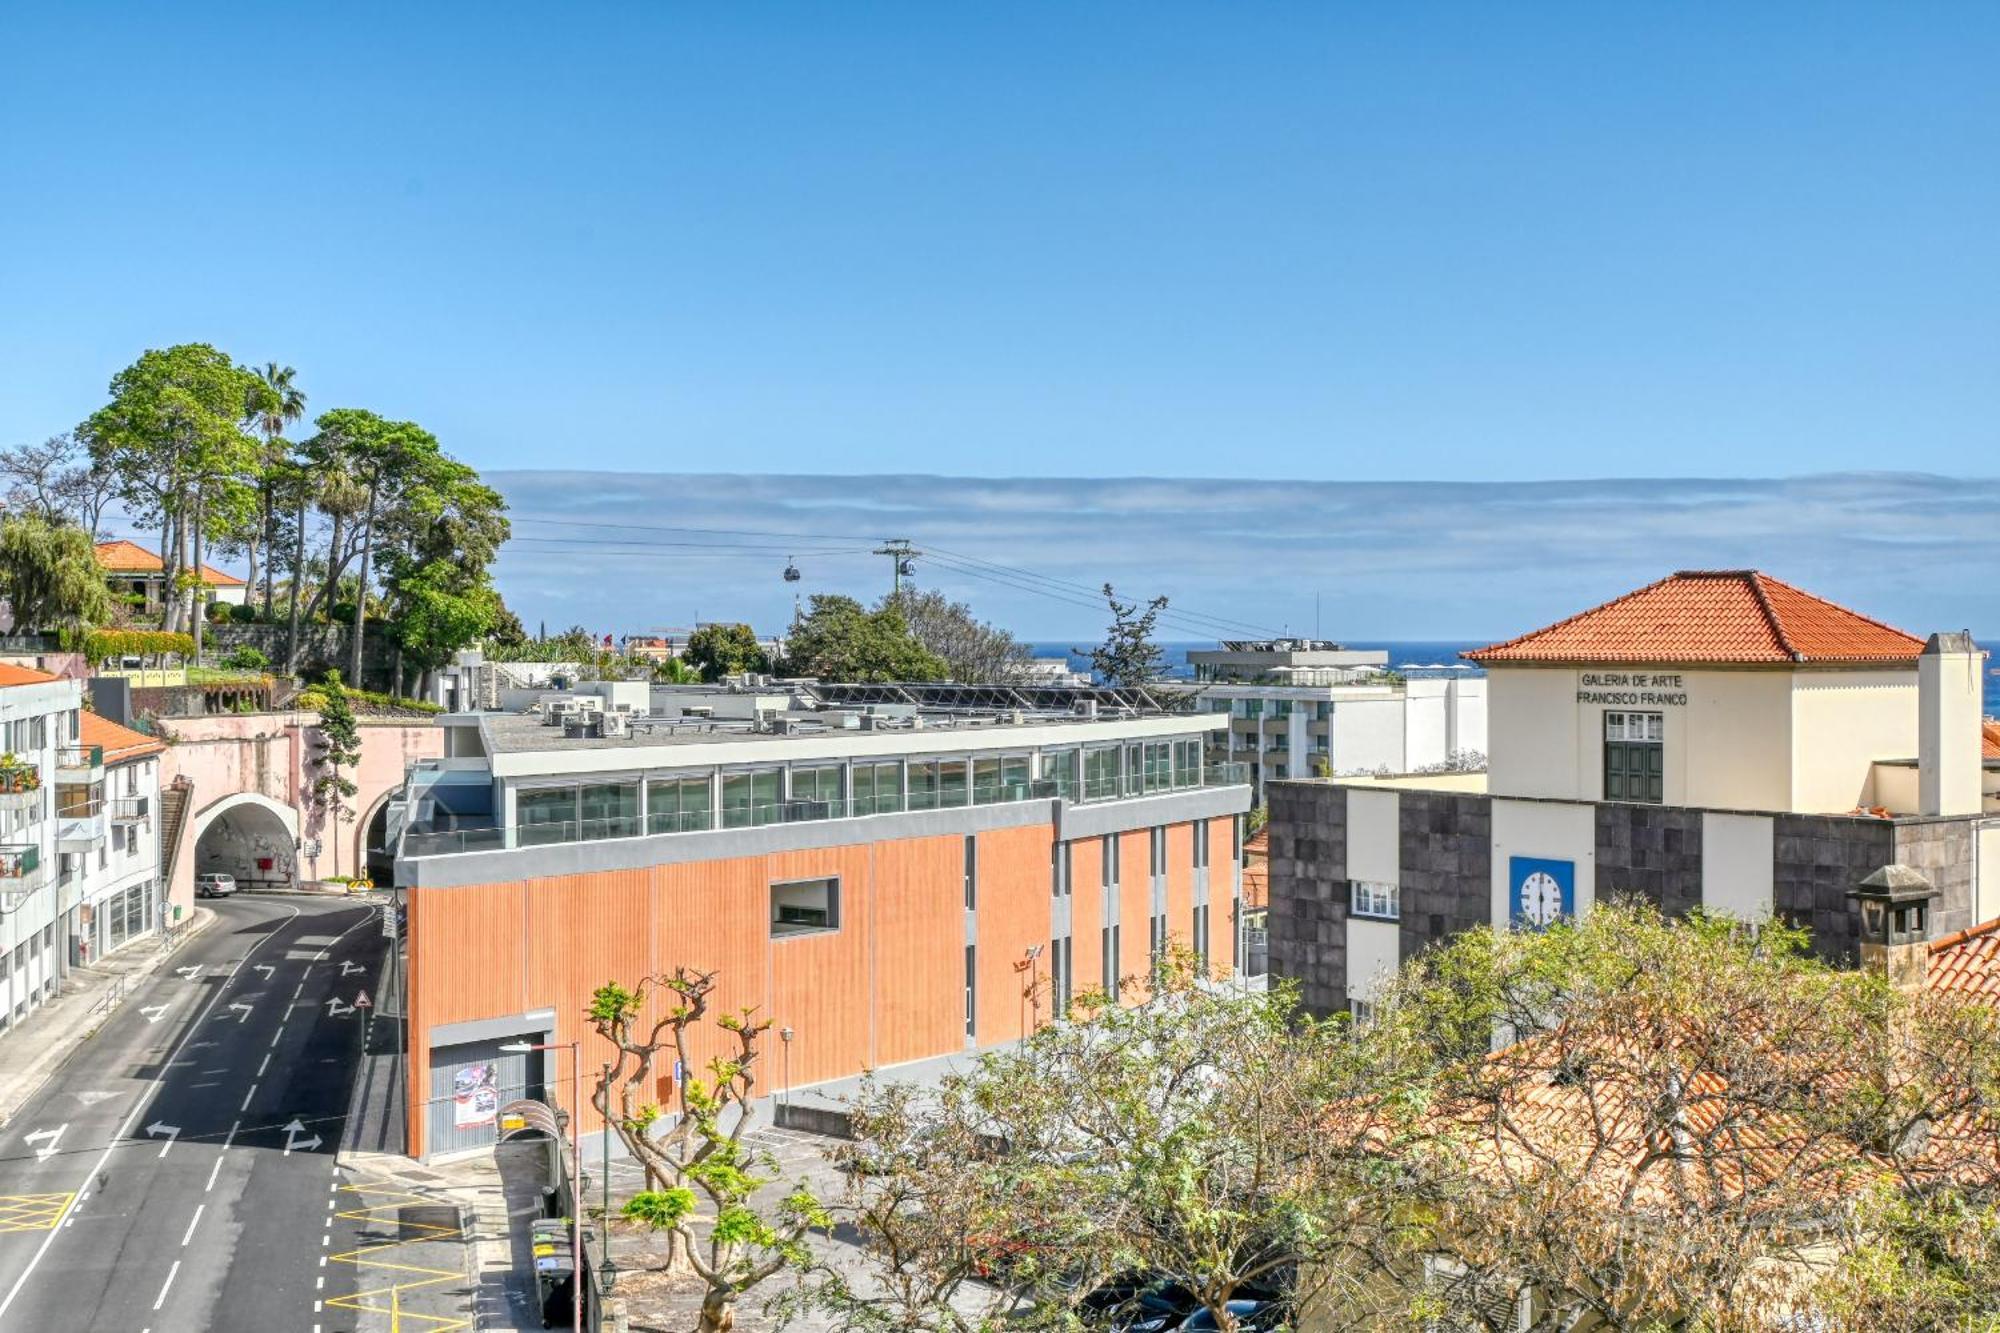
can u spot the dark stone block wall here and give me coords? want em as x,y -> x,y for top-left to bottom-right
1772,814 -> 1893,966
1397,791 -> 1492,963
1595,804 -> 1704,916
1893,819 -> 1975,940
1266,782 -> 1349,1017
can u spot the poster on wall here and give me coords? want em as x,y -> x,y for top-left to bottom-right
454,1062 -> 500,1128
1509,856 -> 1575,929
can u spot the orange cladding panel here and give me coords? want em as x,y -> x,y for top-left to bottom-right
974,823 -> 1055,1042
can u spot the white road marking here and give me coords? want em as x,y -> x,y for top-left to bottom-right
254,964 -> 275,979
239,1084 -> 257,1113
205,1156 -> 224,1192
0,898 -> 311,1318
139,1004 -> 169,1024
175,965 -> 202,981
226,1001 -> 254,1023
269,1024 -> 285,1048
257,1053 -> 270,1077
23,1125 -> 67,1162
339,960 -> 363,976
152,1260 -> 179,1310
282,1119 -> 322,1155
316,1275 -> 324,1290
322,1233 -> 330,1246
145,1121 -> 180,1158
180,1204 -> 203,1246
68,1090 -> 115,1107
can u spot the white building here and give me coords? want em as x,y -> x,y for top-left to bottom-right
0,665 -> 166,1033
1186,640 -> 1486,798
1267,571 -> 2000,1020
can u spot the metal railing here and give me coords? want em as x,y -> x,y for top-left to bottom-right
401,762 -> 1252,858
57,744 -> 103,772
0,844 -> 41,878
111,796 -> 150,822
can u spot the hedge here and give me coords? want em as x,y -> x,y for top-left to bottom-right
83,629 -> 198,665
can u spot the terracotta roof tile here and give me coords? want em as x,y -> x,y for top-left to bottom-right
1464,571 -> 1926,666
94,539 -> 245,587
0,663 -> 61,688
1983,719 -> 2000,762
80,711 -> 165,763
1929,918 -> 2000,1003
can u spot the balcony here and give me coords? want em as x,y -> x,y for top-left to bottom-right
56,744 -> 103,783
0,760 -> 40,813
0,844 -> 46,911
57,783 -> 105,851
110,796 -> 150,823
402,762 -> 1253,858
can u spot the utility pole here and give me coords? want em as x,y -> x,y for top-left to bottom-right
872,539 -> 915,601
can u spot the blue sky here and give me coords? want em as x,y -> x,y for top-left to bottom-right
3,4 -> 1996,483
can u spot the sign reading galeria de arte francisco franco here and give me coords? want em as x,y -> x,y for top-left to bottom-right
1575,672 -> 1689,708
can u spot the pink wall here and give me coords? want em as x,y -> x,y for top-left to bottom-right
157,711 -> 442,909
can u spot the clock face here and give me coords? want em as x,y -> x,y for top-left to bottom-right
1521,871 -> 1564,926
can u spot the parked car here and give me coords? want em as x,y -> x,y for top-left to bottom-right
1173,1300 -> 1287,1331
195,872 -> 237,898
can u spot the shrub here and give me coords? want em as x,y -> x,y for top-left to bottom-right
82,628 -> 197,665
223,645 -> 270,671
205,600 -> 232,623
229,602 -> 259,624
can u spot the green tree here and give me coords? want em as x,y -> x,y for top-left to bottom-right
244,362 -> 307,620
385,561 -> 499,689
78,344 -> 262,652
0,513 -> 113,634
883,588 -> 1032,683
781,594 -> 946,683
683,622 -> 771,681
1088,583 -> 1169,687
307,669 -> 363,877
588,969 -> 828,1333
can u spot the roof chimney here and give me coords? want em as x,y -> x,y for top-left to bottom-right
1848,864 -> 1940,990
1918,631 -> 1981,816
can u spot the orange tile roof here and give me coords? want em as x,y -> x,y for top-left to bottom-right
1983,719 -> 2000,762
1465,570 -> 1926,666
0,663 -> 61,688
1928,918 -> 2000,1003
94,539 -> 245,587
80,711 -> 165,763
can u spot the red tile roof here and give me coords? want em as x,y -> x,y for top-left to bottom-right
1465,570 -> 1926,666
1983,719 -> 2000,762
1929,918 -> 2000,1003
0,663 -> 61,689
81,711 -> 165,763
94,539 -> 245,587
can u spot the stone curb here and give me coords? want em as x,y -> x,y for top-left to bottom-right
0,906 -> 218,1128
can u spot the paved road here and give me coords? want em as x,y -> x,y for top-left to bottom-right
0,895 -> 388,1332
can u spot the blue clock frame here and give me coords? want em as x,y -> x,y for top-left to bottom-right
1509,856 -> 1575,928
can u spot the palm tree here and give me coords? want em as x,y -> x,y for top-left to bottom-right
246,363 -> 307,621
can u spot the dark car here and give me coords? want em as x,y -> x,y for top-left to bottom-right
1173,1300 -> 1287,1331
1074,1276 -> 1198,1331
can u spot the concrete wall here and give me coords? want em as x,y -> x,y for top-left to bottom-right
1266,782 -> 1348,1017
1791,671 -> 1918,813
1979,824 -> 2000,926
1490,798 -> 1596,927
1594,803 -> 1704,918
1893,818 -> 1976,940
1395,789 -> 1492,972
1771,814 -> 1893,966
158,711 -> 442,909
1486,669 -> 1580,799
1701,812 -> 1776,921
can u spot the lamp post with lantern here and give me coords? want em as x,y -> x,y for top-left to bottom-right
502,1039 -> 582,1331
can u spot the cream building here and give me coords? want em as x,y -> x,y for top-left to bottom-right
1266,571 -> 2000,1019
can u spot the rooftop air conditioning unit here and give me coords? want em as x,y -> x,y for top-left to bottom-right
1074,700 -> 1100,720
562,715 -> 600,739
600,712 -> 631,738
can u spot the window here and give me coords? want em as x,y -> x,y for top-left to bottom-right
1102,923 -> 1120,995
1349,998 -> 1375,1030
1603,711 -> 1664,804
965,946 -> 976,1038
517,786 -> 579,845
722,769 -> 783,828
1083,746 -> 1120,800
1241,907 -> 1269,977
1050,937 -> 1072,1019
1149,826 -> 1165,878
1101,834 -> 1119,889
1350,880 -> 1400,921
964,836 -> 978,910
789,764 -> 843,813
1049,840 -> 1068,898
1037,749 -> 1079,800
1150,912 -> 1167,967
972,756 -> 1002,805
1174,738 -> 1203,788
647,776 -> 712,834
579,781 -> 639,837
937,759 -> 969,808
851,761 -> 903,817
1194,821 -> 1210,871
1193,904 -> 1209,970
771,877 -> 839,935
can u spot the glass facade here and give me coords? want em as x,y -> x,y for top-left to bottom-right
721,769 -> 783,828
851,761 -> 903,817
646,776 -> 712,834
579,781 -> 640,838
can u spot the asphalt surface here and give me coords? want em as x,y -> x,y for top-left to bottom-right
0,895 -> 388,1332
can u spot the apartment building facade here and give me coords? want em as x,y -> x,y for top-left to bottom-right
0,666 -> 166,1032
1267,571 -> 2000,1019
1186,640 -> 1486,798
393,700 -> 1252,1159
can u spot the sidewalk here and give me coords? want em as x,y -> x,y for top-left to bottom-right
0,907 -> 216,1128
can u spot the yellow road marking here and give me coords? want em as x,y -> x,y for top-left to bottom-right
0,1193 -> 75,1233
325,1182 -> 472,1332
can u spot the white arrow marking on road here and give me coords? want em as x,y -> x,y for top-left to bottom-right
146,1122 -> 181,1157
23,1125 -> 66,1161
254,965 -> 275,980
176,965 -> 202,981
324,998 -> 353,1017
281,1118 -> 322,1156
139,1004 -> 169,1024
338,961 -> 363,976
70,1090 -> 115,1107
227,1002 -> 254,1022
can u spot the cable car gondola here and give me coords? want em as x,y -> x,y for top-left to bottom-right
782,557 -> 802,583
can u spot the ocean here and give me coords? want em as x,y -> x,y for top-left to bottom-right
1032,639 -> 2000,713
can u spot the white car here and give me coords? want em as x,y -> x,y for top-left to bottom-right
195,872 -> 237,899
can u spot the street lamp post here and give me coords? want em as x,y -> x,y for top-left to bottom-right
503,1039 -> 582,1331
778,1027 -> 794,1121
